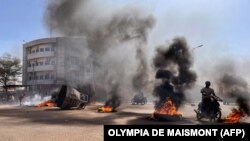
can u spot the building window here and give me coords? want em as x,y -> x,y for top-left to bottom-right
45,47 -> 50,51
45,74 -> 50,80
40,75 -> 44,80
32,50 -> 35,54
36,47 -> 39,53
45,60 -> 50,65
28,49 -> 32,54
38,62 -> 43,66
51,60 -> 56,65
68,56 -> 79,65
51,46 -> 55,51
40,48 -> 44,52
51,74 -> 55,80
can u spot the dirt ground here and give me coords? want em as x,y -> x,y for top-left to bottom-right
0,103 -> 249,141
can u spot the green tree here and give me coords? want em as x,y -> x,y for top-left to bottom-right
0,54 -> 22,96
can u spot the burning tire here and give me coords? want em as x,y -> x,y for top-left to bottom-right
223,108 -> 246,123
97,106 -> 116,113
152,98 -> 183,121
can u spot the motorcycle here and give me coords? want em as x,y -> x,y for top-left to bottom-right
194,95 -> 223,122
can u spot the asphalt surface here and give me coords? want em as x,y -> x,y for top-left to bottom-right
0,103 -> 249,141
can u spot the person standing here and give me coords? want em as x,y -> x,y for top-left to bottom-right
19,93 -> 25,106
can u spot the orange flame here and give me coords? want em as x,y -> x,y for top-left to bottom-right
224,108 -> 245,123
97,106 -> 113,113
36,100 -> 56,108
154,98 -> 182,116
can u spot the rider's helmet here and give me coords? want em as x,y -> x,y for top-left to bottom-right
205,81 -> 211,87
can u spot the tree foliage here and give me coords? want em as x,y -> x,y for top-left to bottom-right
0,54 -> 22,93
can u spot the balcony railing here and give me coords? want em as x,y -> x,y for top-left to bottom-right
27,79 -> 55,85
27,65 -> 54,72
27,52 -> 54,60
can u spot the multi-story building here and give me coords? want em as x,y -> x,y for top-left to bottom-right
22,37 -> 91,95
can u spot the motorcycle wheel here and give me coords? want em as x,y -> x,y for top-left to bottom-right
196,110 -> 203,121
215,110 -> 222,121
209,110 -> 222,122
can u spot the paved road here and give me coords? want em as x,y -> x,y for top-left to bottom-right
0,103 -> 248,141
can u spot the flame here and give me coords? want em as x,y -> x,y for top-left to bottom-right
224,108 -> 245,123
154,98 -> 182,116
36,100 -> 56,108
97,106 -> 113,113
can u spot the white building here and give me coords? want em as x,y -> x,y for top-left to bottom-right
22,37 -> 91,94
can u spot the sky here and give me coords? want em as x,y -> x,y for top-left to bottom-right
0,0 -> 47,57
0,0 -> 249,61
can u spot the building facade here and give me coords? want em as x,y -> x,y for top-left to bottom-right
23,37 -> 91,94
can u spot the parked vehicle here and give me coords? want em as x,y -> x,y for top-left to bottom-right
131,92 -> 147,105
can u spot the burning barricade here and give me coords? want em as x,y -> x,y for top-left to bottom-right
97,91 -> 120,113
223,97 -> 249,124
154,97 -> 182,116
97,106 -> 114,113
36,100 -> 56,108
152,97 -> 182,121
151,38 -> 197,121
224,108 -> 246,123
36,85 -> 88,110
218,74 -> 250,124
149,69 -> 185,121
97,98 -> 119,113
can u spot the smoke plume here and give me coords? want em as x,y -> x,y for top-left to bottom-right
45,0 -> 155,107
23,94 -> 51,106
219,73 -> 250,116
104,83 -> 121,109
132,47 -> 149,91
153,37 -> 197,108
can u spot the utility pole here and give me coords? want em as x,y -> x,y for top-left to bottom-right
32,63 -> 35,92
32,60 -> 37,93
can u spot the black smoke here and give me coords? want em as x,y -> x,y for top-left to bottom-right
219,74 -> 250,116
45,0 -> 155,53
104,83 -> 121,109
45,0 -> 155,106
153,37 -> 197,108
237,97 -> 250,116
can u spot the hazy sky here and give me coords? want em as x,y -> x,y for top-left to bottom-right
0,0 -> 249,61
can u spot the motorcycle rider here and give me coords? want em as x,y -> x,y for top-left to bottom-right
200,81 -> 217,114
